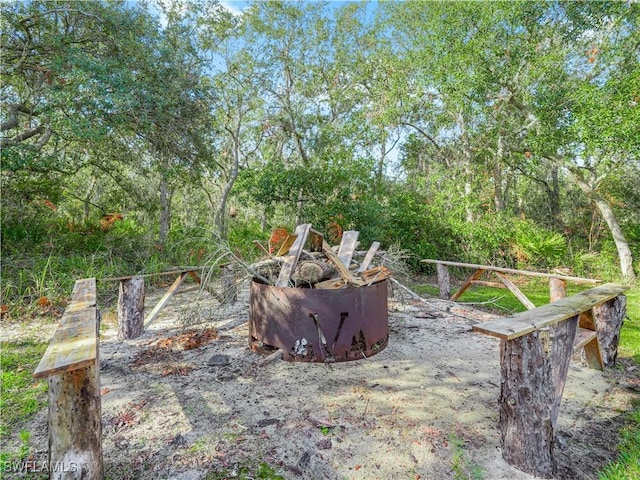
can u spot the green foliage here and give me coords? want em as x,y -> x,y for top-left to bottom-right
512,220 -> 567,269
203,462 -> 285,480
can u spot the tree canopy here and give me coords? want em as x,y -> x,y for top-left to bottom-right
1,0 -> 638,281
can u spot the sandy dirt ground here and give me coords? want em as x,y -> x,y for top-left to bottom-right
4,280 -> 639,480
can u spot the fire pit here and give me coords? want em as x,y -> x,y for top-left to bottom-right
247,224 -> 391,362
249,279 -> 389,362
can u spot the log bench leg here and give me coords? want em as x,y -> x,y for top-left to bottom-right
499,332 -> 555,478
118,277 -> 145,340
593,295 -> 627,367
48,310 -> 103,479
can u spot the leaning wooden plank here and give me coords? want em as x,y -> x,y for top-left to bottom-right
472,283 -> 629,340
33,308 -> 98,378
356,241 -> 380,273
275,235 -> 298,257
337,231 -> 359,267
450,268 -> 486,302
495,272 -> 536,310
275,224 -> 311,287
322,240 -> 362,286
143,272 -> 189,329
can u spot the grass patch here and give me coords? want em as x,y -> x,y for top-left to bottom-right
0,339 -> 48,437
416,279 -> 640,361
449,432 -> 485,480
598,399 -> 640,480
203,461 -> 285,480
618,284 -> 640,362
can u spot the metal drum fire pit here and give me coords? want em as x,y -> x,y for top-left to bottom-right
249,279 -> 389,362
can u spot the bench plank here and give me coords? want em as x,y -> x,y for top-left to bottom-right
33,307 -> 98,378
472,283 -> 629,340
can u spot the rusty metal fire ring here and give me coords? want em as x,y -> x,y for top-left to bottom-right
249,279 -> 389,362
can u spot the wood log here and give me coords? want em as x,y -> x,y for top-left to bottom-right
118,277 -> 145,340
436,263 -> 450,300
292,260 -> 336,287
549,277 -> 567,302
548,277 -> 574,428
48,312 -> 103,480
499,332 -> 555,478
592,295 -> 627,367
550,315 -> 578,427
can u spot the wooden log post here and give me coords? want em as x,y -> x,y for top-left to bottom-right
34,279 -> 103,479
118,277 -> 145,340
593,294 -> 627,367
548,277 -> 577,427
549,277 -> 567,303
436,263 -> 450,300
48,357 -> 103,479
499,332 -> 555,478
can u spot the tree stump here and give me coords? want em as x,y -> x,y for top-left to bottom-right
499,332 -> 555,478
118,277 -> 145,340
593,294 -> 627,367
48,312 -> 103,480
436,263 -> 450,300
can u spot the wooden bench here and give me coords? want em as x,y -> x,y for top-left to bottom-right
421,259 -> 601,309
472,283 -> 629,478
33,278 -> 103,479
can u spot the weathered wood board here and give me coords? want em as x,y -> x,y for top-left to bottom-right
472,283 -> 629,340
276,224 -> 311,287
143,271 -> 189,329
357,241 -> 380,273
322,240 -> 361,286
275,234 -> 298,257
337,230 -> 359,267
33,308 -> 98,379
495,272 -> 536,310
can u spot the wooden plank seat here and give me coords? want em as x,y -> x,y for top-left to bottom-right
33,278 -> 104,478
471,282 -> 629,478
473,283 -> 628,341
34,278 -> 99,378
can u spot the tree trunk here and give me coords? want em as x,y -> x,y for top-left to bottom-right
499,333 -> 555,478
592,198 -> 636,280
159,178 -> 172,248
436,263 -> 451,300
494,135 -> 505,212
118,278 -> 145,340
593,295 -> 627,367
573,174 -> 636,280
